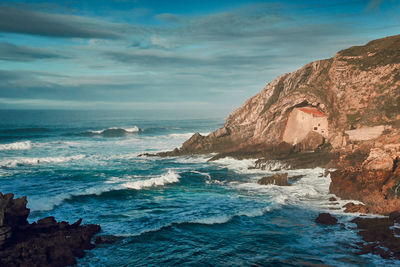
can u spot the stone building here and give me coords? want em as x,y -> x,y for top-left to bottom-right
282,107 -> 328,145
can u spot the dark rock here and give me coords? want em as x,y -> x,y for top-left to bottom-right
315,213 -> 338,225
0,192 -> 101,267
343,202 -> 369,213
352,216 -> 400,259
257,173 -> 289,186
329,197 -> 337,201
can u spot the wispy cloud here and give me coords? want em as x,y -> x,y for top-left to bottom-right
0,5 -> 129,39
0,42 -> 69,61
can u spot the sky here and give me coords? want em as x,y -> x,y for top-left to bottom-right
0,0 -> 399,117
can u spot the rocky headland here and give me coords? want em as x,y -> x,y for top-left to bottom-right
158,34 -> 400,215
154,34 -> 400,259
0,192 -> 101,267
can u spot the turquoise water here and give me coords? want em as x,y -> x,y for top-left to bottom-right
0,110 -> 398,266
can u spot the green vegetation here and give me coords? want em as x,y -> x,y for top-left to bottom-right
339,35 -> 400,71
347,112 -> 361,127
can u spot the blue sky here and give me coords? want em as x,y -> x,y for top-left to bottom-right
0,0 -> 399,116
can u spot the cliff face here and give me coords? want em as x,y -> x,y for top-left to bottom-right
171,35 -> 400,155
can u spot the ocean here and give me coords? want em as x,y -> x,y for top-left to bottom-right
0,110 -> 397,266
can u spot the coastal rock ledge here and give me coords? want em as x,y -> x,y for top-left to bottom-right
0,192 -> 101,267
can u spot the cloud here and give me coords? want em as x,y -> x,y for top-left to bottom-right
0,42 -> 69,61
0,5 -> 129,39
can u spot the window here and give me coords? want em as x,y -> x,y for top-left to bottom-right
318,123 -> 320,126
314,127 -> 318,130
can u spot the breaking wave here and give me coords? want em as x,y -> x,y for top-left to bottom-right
0,155 -> 85,168
122,170 -> 181,190
0,141 -> 32,151
82,126 -> 140,137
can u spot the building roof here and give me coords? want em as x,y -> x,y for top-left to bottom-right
298,107 -> 327,117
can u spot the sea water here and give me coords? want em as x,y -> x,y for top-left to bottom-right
0,110 -> 398,266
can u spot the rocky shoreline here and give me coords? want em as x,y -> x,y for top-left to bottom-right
146,34 -> 400,260
0,192 -> 101,267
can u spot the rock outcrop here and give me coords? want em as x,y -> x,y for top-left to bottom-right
352,212 -> 400,259
161,34 -> 400,159
315,213 -> 338,225
330,159 -> 400,215
0,192 -> 101,267
257,173 -> 289,186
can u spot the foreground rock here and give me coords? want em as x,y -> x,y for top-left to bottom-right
352,212 -> 400,259
0,192 -> 100,267
315,213 -> 338,225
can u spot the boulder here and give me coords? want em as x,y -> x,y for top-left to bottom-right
315,213 -> 338,225
257,173 -> 289,186
300,131 -> 324,151
362,148 -> 394,171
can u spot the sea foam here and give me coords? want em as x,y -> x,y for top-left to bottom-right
123,170 -> 181,190
0,155 -> 85,168
0,141 -> 32,151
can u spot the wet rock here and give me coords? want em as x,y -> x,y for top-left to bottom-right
352,212 -> 400,259
315,213 -> 338,225
257,173 -> 289,186
0,192 -> 101,267
343,202 -> 369,213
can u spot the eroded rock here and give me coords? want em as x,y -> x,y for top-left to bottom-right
0,192 -> 101,267
257,173 -> 289,186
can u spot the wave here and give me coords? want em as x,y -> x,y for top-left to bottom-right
28,170 -> 181,212
0,155 -> 85,168
0,141 -> 31,151
122,170 -> 181,190
81,126 -> 140,137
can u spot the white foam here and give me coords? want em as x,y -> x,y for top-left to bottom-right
211,157 -> 259,174
122,170 -> 181,190
230,167 -> 342,212
0,154 -> 85,168
190,215 -> 232,225
88,126 -> 140,134
0,141 -> 31,151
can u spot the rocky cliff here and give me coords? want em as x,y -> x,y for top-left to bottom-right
156,35 -> 400,218
163,34 -> 400,157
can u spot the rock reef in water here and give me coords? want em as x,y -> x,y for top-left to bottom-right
315,213 -> 338,225
0,192 -> 101,267
257,173 -> 290,186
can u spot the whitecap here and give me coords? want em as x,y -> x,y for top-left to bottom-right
0,154 -> 85,168
0,141 -> 32,151
122,169 -> 181,190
